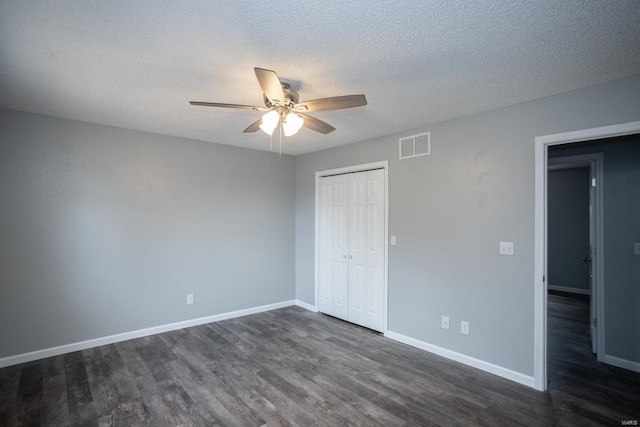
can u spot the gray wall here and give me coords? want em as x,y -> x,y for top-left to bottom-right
295,75 -> 640,375
547,168 -> 591,292
550,136 -> 640,364
0,108 -> 295,359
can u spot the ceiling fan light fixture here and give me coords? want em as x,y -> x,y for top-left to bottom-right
283,112 -> 304,136
190,67 -> 367,139
259,110 -> 279,135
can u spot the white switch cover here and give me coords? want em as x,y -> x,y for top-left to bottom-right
390,235 -> 397,246
461,320 -> 470,335
634,243 -> 640,255
441,316 -> 450,330
499,241 -> 514,256
187,294 -> 194,304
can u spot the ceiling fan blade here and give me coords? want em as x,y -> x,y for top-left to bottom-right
254,67 -> 285,106
243,119 -> 262,133
296,94 -> 367,112
189,101 -> 266,111
298,113 -> 336,134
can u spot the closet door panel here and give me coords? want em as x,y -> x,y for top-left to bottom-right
348,172 -> 367,326
318,175 -> 349,320
363,169 -> 385,331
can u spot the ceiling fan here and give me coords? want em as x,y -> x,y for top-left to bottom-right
190,67 -> 367,138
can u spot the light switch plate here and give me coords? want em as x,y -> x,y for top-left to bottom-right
390,235 -> 397,246
499,241 -> 514,256
634,242 -> 640,255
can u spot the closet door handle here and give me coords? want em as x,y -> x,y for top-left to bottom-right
343,254 -> 347,259
349,255 -> 353,259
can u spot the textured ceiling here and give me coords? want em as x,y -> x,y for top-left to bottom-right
1,1 -> 639,156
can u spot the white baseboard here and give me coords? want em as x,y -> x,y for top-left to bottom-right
0,300 -> 296,368
548,285 -> 590,295
295,299 -> 317,312
385,330 -> 536,389
604,354 -> 640,373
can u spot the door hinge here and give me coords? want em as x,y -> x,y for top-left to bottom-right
592,318 -> 597,327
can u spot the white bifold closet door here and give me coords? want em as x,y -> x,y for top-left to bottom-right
318,169 -> 385,332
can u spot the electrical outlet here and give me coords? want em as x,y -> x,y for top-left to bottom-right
634,242 -> 640,255
461,320 -> 469,335
441,315 -> 450,330
499,241 -> 514,256
187,294 -> 194,305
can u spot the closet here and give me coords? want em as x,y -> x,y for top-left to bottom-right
318,169 -> 385,332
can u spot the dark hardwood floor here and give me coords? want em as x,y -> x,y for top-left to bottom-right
547,291 -> 640,425
1,298 -> 639,426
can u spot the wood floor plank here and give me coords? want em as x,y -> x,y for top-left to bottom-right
168,359 -> 255,427
308,371 -> 407,426
157,377 -> 213,427
83,347 -> 121,417
64,351 -> 97,425
172,329 -> 271,426
137,390 -> 182,426
0,364 -> 21,426
251,334 -> 390,426
40,357 -> 70,426
96,396 -> 147,426
113,341 -> 151,381
16,362 -> 43,426
212,354 -> 318,426
99,344 -> 140,404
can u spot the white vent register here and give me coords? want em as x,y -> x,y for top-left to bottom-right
399,132 -> 430,159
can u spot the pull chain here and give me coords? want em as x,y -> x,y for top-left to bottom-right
279,120 -> 282,156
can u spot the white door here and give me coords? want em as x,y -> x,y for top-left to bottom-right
348,170 -> 385,331
318,174 -> 349,319
318,170 -> 385,332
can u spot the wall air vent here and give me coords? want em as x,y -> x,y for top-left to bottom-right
399,132 -> 430,159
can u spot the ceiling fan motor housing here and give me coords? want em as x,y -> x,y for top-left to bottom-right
263,83 -> 299,108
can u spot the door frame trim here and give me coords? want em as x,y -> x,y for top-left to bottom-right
314,160 -> 389,333
534,120 -> 640,391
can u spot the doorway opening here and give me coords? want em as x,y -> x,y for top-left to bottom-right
546,155 -> 603,389
534,120 -> 640,391
547,154 -> 602,360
